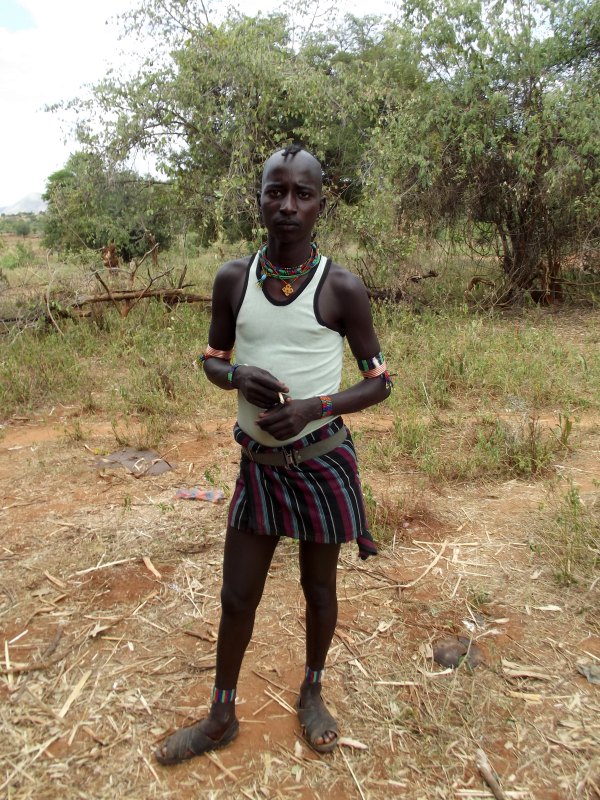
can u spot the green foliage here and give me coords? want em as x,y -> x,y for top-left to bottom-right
535,481 -> 600,586
389,412 -> 572,482
65,5 -> 419,251
474,416 -> 558,478
0,213 -> 45,236
382,306 -> 600,413
42,151 -> 175,259
553,483 -> 599,585
0,327 -> 86,412
14,220 -> 31,237
0,290 -> 207,417
361,482 -> 409,545
52,0 -> 598,299
0,240 -> 36,271
367,0 -> 600,297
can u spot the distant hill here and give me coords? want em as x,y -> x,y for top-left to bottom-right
0,194 -> 47,215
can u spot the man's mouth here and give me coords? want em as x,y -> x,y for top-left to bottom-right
275,219 -> 299,228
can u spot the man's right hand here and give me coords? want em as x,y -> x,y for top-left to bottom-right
233,365 -> 289,409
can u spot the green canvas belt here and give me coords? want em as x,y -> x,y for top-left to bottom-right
241,425 -> 346,467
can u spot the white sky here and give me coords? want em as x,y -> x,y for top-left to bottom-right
0,0 -> 393,207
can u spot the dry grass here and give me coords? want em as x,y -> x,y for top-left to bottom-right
1,407 -> 599,799
2,266 -> 599,798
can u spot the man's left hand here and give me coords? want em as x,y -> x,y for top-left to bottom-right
256,397 -> 320,440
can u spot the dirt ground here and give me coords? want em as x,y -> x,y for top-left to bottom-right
1,402 -> 599,799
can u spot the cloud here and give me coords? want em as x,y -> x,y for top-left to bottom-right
0,0 -> 137,206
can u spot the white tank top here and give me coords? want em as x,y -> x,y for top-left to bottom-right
235,251 -> 344,446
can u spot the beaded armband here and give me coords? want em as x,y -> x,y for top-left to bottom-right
198,344 -> 234,367
357,351 -> 394,389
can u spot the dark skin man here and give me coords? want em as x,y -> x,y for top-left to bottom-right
155,146 -> 390,764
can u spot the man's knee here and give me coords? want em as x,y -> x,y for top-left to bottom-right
220,582 -> 261,618
300,576 -> 337,610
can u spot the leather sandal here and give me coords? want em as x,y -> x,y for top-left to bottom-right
296,696 -> 339,754
154,718 -> 239,765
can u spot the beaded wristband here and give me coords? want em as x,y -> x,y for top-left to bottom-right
319,395 -> 333,417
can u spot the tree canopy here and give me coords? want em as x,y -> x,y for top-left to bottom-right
54,0 -> 599,298
43,151 -> 174,259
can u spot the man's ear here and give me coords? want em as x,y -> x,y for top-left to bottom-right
319,195 -> 326,215
256,191 -> 263,219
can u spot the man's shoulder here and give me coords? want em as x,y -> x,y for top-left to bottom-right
325,260 -> 368,295
214,254 -> 255,285
218,254 -> 255,275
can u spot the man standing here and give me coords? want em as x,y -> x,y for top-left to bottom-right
156,145 -> 391,764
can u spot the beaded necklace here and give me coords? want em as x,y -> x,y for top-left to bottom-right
257,243 -> 320,297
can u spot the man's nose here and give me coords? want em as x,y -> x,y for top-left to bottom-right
280,192 -> 297,213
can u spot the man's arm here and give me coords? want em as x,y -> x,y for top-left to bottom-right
200,260 -> 238,390
256,267 -> 390,440
202,260 -> 289,405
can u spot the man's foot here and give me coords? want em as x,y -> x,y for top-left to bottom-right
154,705 -> 239,765
296,682 -> 339,754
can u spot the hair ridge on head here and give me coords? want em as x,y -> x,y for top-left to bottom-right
281,142 -> 305,160
260,144 -> 324,192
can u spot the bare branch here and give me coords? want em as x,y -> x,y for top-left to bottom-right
45,250 -> 64,337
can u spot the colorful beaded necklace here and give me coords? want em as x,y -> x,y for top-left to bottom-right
257,242 -> 320,297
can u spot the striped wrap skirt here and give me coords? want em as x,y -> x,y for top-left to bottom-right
228,417 -> 377,559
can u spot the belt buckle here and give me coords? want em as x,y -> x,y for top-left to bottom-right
282,446 -> 299,467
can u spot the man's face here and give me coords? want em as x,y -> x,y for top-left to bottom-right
258,151 -> 325,244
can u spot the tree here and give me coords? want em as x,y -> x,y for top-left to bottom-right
364,0 -> 600,299
66,4 -> 399,245
42,151 -> 175,259
14,220 -> 31,237
58,0 -> 599,300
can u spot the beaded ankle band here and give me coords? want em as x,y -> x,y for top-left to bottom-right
305,666 -> 325,685
212,687 -> 236,704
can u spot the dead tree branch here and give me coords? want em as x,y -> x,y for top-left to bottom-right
71,287 -> 210,307
45,250 -> 64,337
92,269 -> 122,315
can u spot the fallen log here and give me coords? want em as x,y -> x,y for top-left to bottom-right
367,287 -> 405,302
71,287 -> 211,307
0,288 -> 211,331
364,270 -> 439,304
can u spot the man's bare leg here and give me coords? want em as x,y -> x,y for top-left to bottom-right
298,540 -> 341,749
155,527 -> 278,762
207,527 -> 279,733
